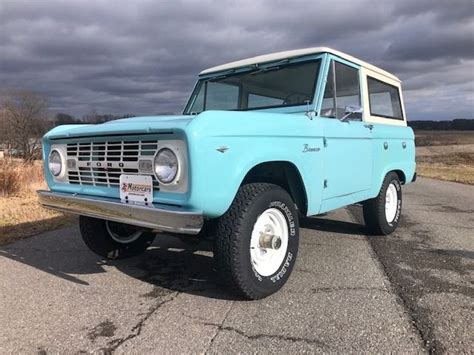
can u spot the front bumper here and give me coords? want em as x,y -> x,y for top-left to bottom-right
37,190 -> 203,235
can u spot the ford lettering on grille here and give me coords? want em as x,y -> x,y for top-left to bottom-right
65,140 -> 160,188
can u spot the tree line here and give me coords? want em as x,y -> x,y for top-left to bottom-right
408,119 -> 474,130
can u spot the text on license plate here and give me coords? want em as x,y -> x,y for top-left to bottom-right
119,174 -> 153,204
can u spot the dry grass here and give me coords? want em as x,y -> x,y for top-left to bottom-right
415,130 -> 474,146
415,131 -> 474,185
0,159 -> 74,245
417,163 -> 474,185
0,159 -> 44,197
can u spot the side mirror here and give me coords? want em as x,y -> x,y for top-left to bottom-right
340,105 -> 363,122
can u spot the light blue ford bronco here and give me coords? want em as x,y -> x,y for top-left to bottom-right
38,48 -> 416,299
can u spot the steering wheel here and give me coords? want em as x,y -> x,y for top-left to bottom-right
283,93 -> 309,105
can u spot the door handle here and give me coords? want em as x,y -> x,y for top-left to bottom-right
364,124 -> 374,131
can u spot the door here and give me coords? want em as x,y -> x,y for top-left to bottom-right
320,59 -> 373,200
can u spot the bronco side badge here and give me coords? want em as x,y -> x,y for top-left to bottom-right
302,144 -> 320,153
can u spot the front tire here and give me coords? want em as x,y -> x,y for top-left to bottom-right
214,183 -> 299,299
79,216 -> 155,259
363,172 -> 402,235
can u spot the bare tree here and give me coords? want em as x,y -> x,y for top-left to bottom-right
1,90 -> 51,161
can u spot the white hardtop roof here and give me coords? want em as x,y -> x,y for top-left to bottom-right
200,47 -> 400,82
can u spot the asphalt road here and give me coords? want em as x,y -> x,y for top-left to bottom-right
0,178 -> 472,353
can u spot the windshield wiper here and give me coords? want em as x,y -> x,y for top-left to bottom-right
209,64 -> 263,81
209,69 -> 236,81
250,58 -> 290,75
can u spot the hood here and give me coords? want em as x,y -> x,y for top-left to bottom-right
45,115 -> 193,140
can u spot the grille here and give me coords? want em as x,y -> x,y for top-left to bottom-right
65,140 -> 160,188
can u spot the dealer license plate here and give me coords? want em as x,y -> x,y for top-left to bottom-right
119,175 -> 153,204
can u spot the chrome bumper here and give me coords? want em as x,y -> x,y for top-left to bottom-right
37,190 -> 203,235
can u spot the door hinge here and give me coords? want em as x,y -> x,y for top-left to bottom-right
323,179 -> 328,189
323,137 -> 328,147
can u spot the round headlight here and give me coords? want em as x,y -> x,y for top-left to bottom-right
48,149 -> 62,177
154,148 -> 178,184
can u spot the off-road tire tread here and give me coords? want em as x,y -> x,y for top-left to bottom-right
214,183 -> 292,299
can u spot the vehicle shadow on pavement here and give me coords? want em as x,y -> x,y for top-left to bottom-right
5,213 -> 466,302
0,223 -> 239,299
300,215 -> 366,236
0,225 -> 111,286
0,214 -> 368,300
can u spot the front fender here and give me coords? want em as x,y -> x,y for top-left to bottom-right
185,111 -> 324,218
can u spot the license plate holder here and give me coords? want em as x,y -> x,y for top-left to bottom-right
119,175 -> 153,204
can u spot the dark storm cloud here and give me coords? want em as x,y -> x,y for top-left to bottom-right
0,0 -> 473,119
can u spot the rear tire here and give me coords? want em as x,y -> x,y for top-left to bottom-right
363,172 -> 402,235
214,183 -> 299,299
79,216 -> 155,259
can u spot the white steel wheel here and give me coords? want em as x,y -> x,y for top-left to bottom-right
250,208 -> 289,277
105,221 -> 143,244
385,183 -> 398,223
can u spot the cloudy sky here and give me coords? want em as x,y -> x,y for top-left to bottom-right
1,0 -> 473,120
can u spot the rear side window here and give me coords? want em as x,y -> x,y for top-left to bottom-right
367,77 -> 403,120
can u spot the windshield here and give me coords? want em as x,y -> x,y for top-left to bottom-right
184,59 -> 321,114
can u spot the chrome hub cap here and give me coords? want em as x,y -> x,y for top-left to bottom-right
250,208 -> 289,277
106,221 -> 143,244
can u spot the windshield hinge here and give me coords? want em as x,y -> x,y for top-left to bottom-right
305,100 -> 315,120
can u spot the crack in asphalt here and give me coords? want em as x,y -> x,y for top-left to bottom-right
100,292 -> 178,354
205,323 -> 328,349
179,312 -> 221,325
309,286 -> 389,294
204,301 -> 234,354
183,309 -> 329,351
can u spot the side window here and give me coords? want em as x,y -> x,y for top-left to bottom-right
321,60 -> 361,119
206,82 -> 239,110
367,77 -> 403,119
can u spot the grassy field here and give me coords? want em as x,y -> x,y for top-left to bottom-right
0,159 -> 74,245
415,130 -> 474,185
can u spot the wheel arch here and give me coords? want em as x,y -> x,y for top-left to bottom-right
241,161 -> 308,216
370,164 -> 412,201
392,169 -> 406,184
